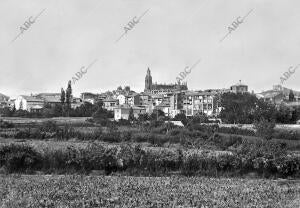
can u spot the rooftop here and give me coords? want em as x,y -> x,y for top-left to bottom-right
20,95 -> 44,102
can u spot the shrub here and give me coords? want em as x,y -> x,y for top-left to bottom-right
273,155 -> 300,177
211,134 -> 243,150
38,121 -> 58,132
0,144 -> 42,173
218,126 -> 256,136
0,120 -> 14,128
254,119 -> 276,140
273,129 -> 300,140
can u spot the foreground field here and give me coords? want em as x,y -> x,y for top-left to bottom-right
0,175 -> 299,208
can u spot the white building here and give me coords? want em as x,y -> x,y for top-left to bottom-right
15,95 -> 44,112
183,92 -> 215,117
103,98 -> 119,111
114,105 -> 146,121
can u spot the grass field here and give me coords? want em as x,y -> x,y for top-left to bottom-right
0,175 -> 299,208
0,117 -> 91,123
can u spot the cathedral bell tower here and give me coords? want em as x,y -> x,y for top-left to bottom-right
144,67 -> 152,92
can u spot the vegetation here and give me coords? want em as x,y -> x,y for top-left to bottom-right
220,92 -> 300,124
1,175 -> 299,207
0,134 -> 299,178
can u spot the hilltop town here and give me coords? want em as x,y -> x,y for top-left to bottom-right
1,68 -> 299,124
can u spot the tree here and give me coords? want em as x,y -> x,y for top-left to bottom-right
150,109 -> 165,121
19,100 -> 24,110
65,80 -> 72,117
60,88 -> 65,104
220,92 -> 276,124
60,88 -> 66,116
124,86 -> 130,92
128,107 -> 135,122
92,101 -> 113,126
289,90 -> 295,102
173,112 -> 188,125
275,104 -> 293,124
138,113 -> 149,122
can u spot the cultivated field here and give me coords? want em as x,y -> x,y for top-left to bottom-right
0,175 -> 299,208
1,117 -> 300,207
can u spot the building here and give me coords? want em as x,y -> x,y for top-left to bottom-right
182,91 -> 215,117
127,94 -> 141,106
114,105 -> 146,121
81,92 -> 99,104
103,98 -> 119,111
117,93 -> 140,106
71,97 -> 84,109
168,91 -> 219,118
144,68 -> 188,94
256,90 -> 285,105
0,93 -> 10,108
256,85 -> 300,106
139,93 -> 151,105
35,93 -> 61,107
230,80 -> 248,94
155,100 -> 170,116
15,95 -> 44,112
0,93 -> 9,102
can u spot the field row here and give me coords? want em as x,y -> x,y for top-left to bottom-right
0,175 -> 299,208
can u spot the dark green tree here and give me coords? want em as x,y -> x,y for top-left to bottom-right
60,88 -> 65,104
289,90 -> 295,102
124,86 -> 130,92
173,112 -> 188,125
65,81 -> 72,117
19,100 -> 24,111
220,92 -> 276,124
150,109 -> 165,121
60,88 -> 66,116
128,107 -> 135,122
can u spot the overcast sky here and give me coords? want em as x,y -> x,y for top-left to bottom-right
1,0 -> 300,98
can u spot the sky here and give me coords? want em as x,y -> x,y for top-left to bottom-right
0,0 -> 300,98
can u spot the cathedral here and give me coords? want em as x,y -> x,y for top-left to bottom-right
144,68 -> 188,94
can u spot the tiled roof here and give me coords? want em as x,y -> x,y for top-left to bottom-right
36,93 -> 60,97
21,95 -> 44,102
103,98 -> 119,102
44,97 -> 61,103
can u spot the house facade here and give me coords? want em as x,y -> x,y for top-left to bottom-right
230,80 -> 248,94
114,106 -> 146,120
15,96 -> 44,112
103,98 -> 119,111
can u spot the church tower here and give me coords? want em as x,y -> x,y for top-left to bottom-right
144,68 -> 152,92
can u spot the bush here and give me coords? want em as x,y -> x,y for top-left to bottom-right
0,120 -> 14,128
0,144 -> 42,173
211,134 -> 243,150
218,126 -> 256,136
254,119 -> 276,140
273,155 -> 300,177
273,129 -> 300,140
38,121 -> 59,132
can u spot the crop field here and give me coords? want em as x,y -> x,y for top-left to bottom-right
1,117 -> 300,207
0,175 -> 299,208
0,117 -> 91,124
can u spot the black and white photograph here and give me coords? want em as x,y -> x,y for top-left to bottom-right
0,0 -> 300,207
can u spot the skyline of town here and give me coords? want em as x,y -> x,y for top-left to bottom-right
1,66 -> 299,99
1,1 -> 300,98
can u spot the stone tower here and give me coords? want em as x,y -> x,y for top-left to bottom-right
144,68 -> 152,92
